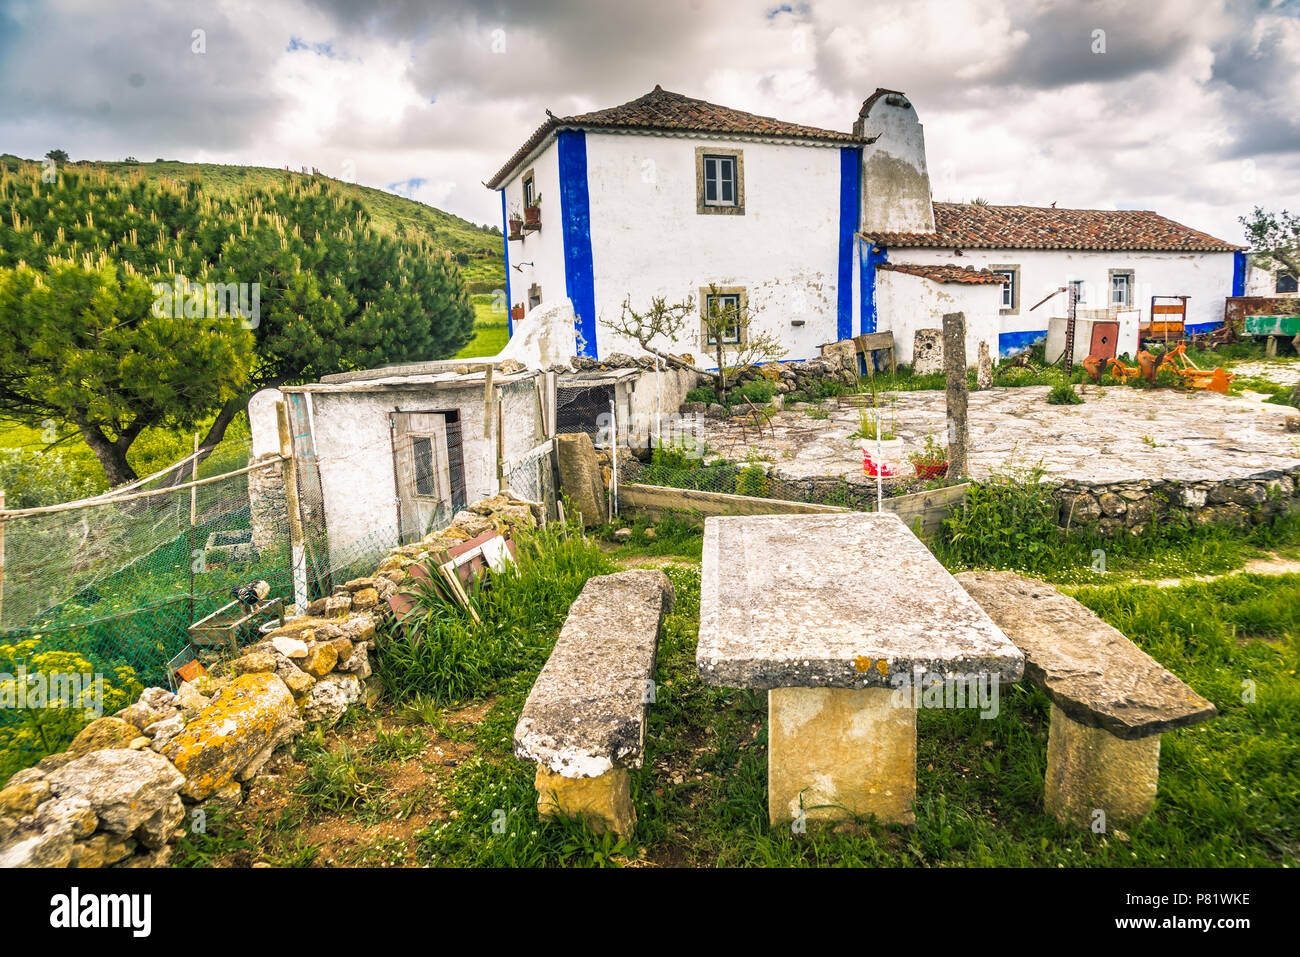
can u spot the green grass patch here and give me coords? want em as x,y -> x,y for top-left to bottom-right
417,560 -> 1298,867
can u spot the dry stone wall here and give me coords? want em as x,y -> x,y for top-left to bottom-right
1055,467 -> 1300,536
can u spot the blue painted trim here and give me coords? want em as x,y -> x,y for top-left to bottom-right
836,147 -> 861,342
499,189 -> 512,339
1186,320 -> 1225,335
1232,250 -> 1247,298
861,241 -> 887,335
557,129 -> 598,359
998,329 -> 1048,357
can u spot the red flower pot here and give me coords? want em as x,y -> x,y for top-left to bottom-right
524,205 -> 541,227
913,460 -> 949,479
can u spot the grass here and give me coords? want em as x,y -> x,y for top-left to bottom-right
408,561 -> 1298,867
173,500 -> 1300,868
455,297 -> 511,359
374,521 -> 615,704
930,464 -> 1300,585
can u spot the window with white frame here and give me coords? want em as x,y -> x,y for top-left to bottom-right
991,265 -> 1020,314
702,290 -> 743,345
1277,269 -> 1298,294
1068,279 -> 1086,304
696,148 -> 744,215
703,155 -> 737,207
1110,270 -> 1134,308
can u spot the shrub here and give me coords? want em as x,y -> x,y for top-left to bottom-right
685,385 -> 719,406
731,379 -> 774,407
1046,382 -> 1083,405
734,464 -> 770,497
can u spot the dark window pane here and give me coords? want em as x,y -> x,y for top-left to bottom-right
413,436 -> 436,496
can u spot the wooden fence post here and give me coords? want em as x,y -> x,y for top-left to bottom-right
943,312 -> 969,479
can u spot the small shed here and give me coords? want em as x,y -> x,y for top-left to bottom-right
252,360 -> 552,572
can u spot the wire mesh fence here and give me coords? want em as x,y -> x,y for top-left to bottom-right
0,438 -> 414,688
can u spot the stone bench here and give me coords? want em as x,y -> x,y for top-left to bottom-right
956,570 -> 1217,828
513,569 -> 674,837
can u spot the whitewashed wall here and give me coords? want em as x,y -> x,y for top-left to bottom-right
1245,259 -> 1300,298
301,380 -> 544,568
889,248 -> 1237,352
874,270 -> 1000,366
500,140 -> 569,327
583,131 -> 846,364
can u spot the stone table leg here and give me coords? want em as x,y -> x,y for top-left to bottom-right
1044,703 -> 1161,828
768,686 -> 916,826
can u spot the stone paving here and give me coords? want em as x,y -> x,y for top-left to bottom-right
1231,359 -> 1300,388
700,385 -> 1300,486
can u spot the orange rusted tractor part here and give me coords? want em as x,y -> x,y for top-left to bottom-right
1137,350 -> 1159,383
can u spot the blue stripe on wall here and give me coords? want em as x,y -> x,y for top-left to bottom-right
861,242 -> 887,335
1186,321 -> 1225,335
499,189 -> 512,339
1232,250 -> 1247,298
557,129 -> 598,359
836,147 -> 861,342
998,329 -> 1048,357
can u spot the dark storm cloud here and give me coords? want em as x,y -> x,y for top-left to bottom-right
0,0 -> 282,157
0,0 -> 1293,237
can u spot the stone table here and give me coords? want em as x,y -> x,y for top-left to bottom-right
697,511 -> 1024,825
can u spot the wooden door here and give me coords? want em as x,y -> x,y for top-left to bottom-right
391,411 -> 454,543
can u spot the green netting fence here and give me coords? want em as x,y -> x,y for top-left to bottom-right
0,440 -> 410,689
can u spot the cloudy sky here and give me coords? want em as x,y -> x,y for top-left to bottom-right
0,0 -> 1296,243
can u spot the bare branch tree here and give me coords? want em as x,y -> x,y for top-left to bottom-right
601,286 -> 786,404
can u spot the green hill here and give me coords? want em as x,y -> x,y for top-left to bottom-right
0,154 -> 506,288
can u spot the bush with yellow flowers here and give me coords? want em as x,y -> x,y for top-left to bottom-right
0,637 -> 142,784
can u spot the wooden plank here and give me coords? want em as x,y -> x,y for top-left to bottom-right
854,332 -> 894,352
1151,305 -> 1186,315
880,482 -> 970,538
620,483 -> 849,523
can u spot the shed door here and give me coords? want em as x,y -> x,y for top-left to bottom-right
391,411 -> 464,543
1089,321 -> 1120,361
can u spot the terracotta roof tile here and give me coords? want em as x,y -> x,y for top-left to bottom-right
876,262 -> 1008,284
487,85 -> 869,188
862,203 -> 1243,252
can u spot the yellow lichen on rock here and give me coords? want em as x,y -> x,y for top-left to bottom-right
162,672 -> 300,801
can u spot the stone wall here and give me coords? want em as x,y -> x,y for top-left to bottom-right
247,453 -> 289,552
0,491 -> 544,868
1055,467 -> 1300,536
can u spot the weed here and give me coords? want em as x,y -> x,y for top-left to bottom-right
1046,382 -> 1083,405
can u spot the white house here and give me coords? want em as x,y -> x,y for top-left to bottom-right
487,85 -> 1246,367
